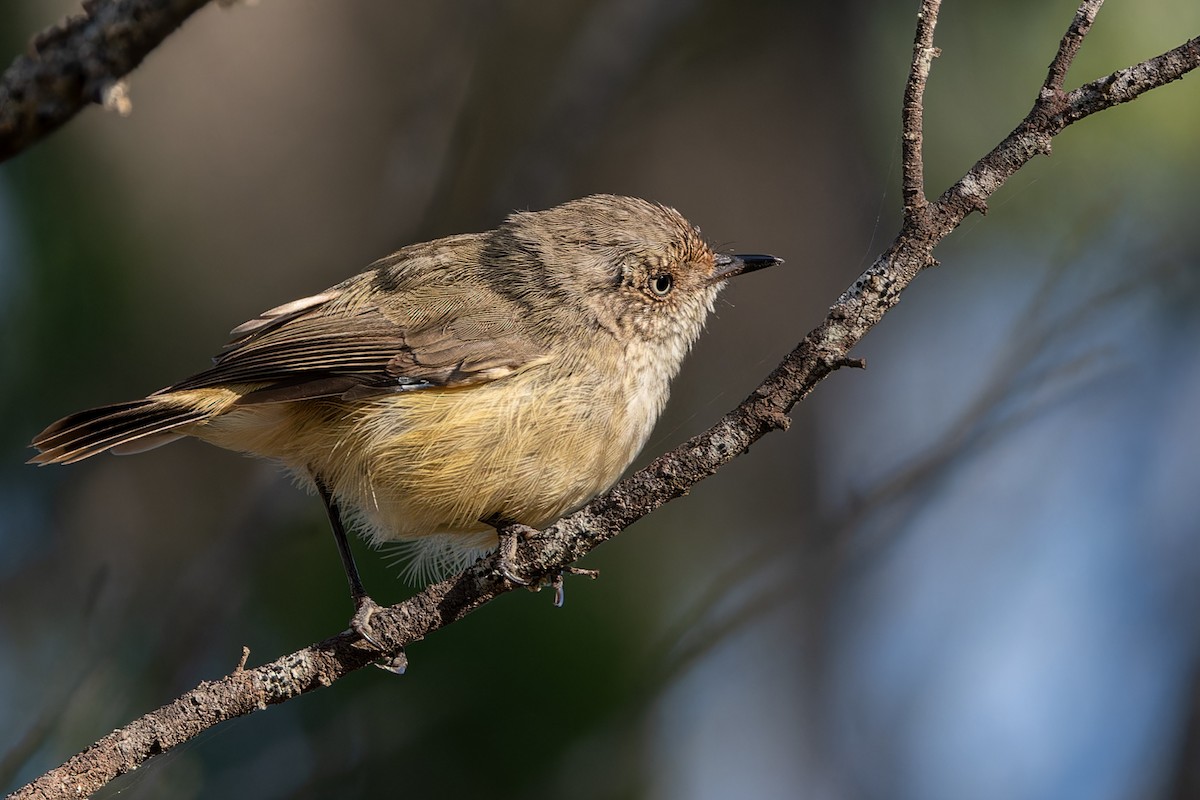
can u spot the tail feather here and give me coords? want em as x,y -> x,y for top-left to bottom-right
30,399 -> 212,465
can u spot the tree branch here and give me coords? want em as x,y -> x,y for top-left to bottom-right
901,0 -> 941,220
0,0 -> 212,163
932,30 -> 1200,226
1044,0 -> 1103,93
9,2 -> 1200,797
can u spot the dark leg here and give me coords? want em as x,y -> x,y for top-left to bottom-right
314,476 -> 383,648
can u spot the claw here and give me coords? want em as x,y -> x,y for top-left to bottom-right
551,567 -> 599,607
351,594 -> 385,650
375,651 -> 408,674
489,520 -> 534,585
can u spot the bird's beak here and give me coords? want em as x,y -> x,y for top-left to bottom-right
710,253 -> 783,282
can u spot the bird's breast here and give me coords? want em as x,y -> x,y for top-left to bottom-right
292,354 -> 665,544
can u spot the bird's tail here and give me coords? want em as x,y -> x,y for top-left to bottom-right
29,391 -> 232,465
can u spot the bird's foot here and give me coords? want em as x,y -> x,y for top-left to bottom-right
350,593 -> 385,650
485,517 -> 539,586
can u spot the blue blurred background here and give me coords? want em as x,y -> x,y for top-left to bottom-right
2,1 -> 1200,798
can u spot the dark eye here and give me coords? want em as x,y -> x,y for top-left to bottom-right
649,273 -> 674,297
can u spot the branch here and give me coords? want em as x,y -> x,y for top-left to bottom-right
1044,0 -> 1103,92
901,0 -> 941,220
933,30 -> 1199,226
9,2 -> 1200,797
0,0 -> 212,163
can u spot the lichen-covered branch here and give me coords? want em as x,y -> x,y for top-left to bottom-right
8,2 -> 1200,798
0,0 -> 212,163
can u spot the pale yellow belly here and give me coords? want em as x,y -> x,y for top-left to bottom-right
194,371 -> 648,550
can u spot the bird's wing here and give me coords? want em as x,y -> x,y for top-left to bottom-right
164,276 -> 549,405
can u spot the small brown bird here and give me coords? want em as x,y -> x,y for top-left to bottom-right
31,194 -> 778,640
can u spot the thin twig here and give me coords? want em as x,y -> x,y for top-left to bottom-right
933,29 -> 1200,224
901,0 -> 942,220
1063,35 -> 1200,124
1044,0 -> 1104,93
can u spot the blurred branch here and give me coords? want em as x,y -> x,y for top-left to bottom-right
416,0 -> 704,231
494,0 -> 704,207
1166,655 -> 1200,799
9,2 -> 1200,798
0,0 -> 212,163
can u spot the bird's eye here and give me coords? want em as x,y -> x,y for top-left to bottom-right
649,273 -> 674,297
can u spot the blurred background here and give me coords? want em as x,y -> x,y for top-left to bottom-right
2,0 -> 1200,797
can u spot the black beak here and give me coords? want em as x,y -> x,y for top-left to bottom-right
711,253 -> 783,282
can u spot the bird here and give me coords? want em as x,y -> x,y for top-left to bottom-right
30,194 -> 780,643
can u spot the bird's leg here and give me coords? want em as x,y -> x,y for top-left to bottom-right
314,476 -> 383,649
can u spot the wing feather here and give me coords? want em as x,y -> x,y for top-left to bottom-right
166,275 -> 548,404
